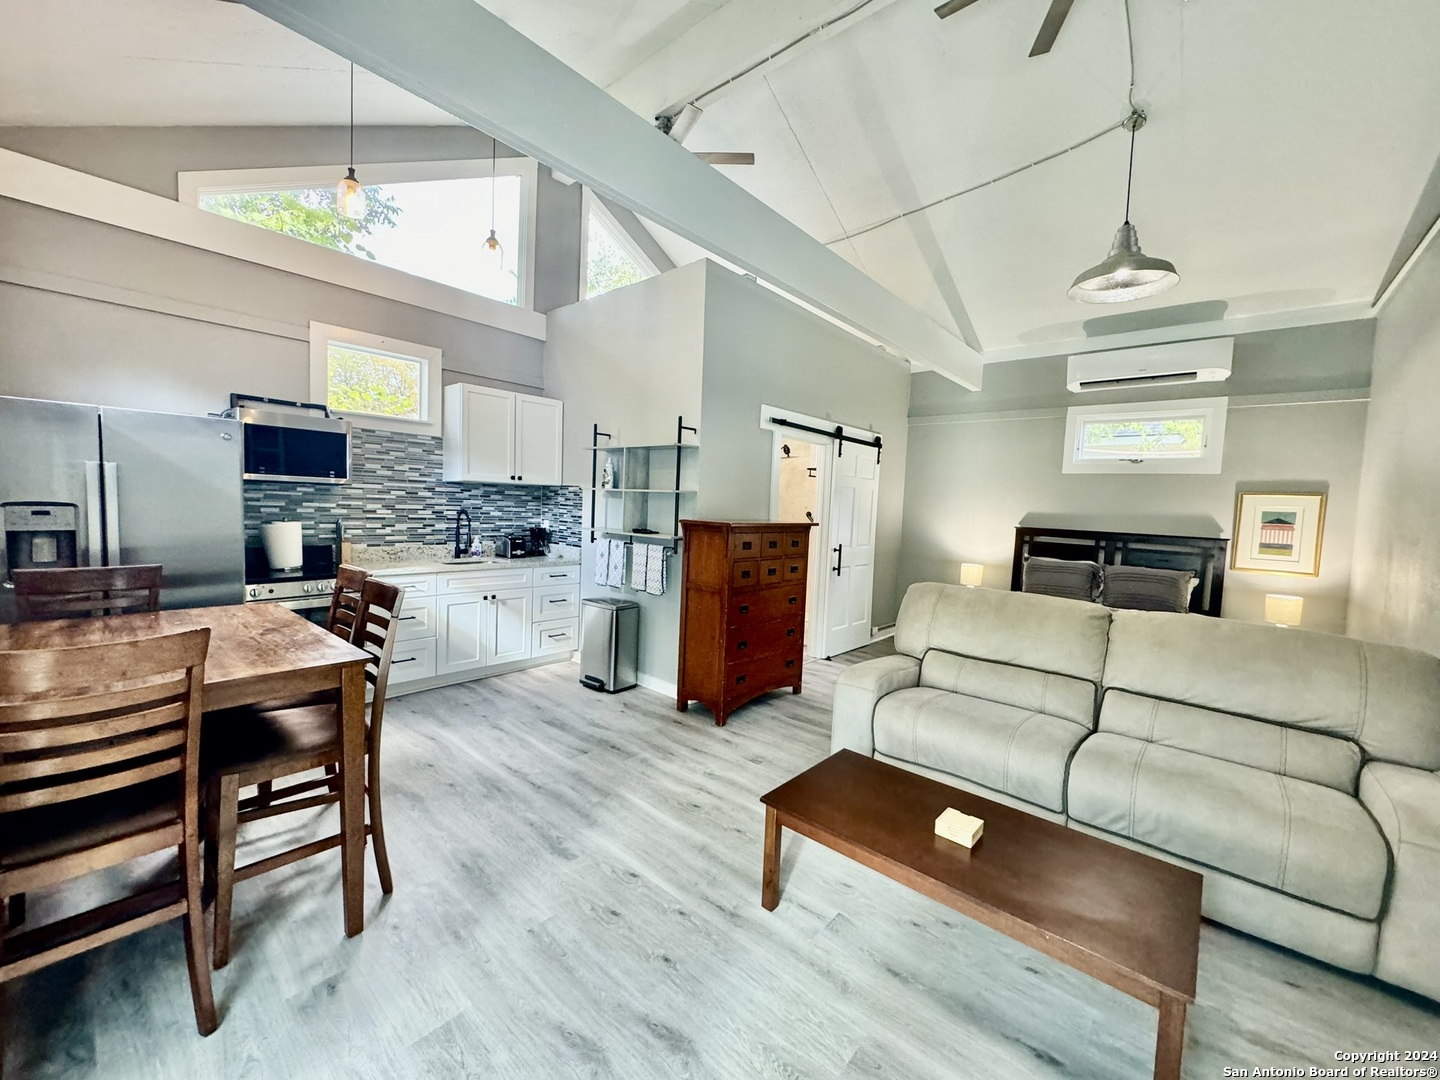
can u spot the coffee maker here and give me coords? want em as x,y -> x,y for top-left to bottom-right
3,501 -> 80,582
528,526 -> 551,556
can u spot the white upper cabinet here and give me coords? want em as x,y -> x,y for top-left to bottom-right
443,384 -> 563,485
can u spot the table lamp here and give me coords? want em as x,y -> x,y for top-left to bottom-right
1264,593 -> 1303,628
960,563 -> 984,588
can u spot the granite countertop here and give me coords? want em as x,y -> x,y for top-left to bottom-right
351,543 -> 581,577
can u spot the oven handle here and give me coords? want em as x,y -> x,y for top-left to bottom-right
264,596 -> 332,612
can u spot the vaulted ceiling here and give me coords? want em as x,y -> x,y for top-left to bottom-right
4,0 -> 1439,360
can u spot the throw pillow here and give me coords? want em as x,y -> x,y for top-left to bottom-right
1101,565 -> 1198,613
1021,556 -> 1102,602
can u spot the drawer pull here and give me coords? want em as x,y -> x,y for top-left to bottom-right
548,573 -> 568,578
738,641 -> 748,650
735,675 -> 746,685
788,596 -> 798,605
394,657 -> 418,665
399,615 -> 418,621
548,598 -> 567,605
789,564 -> 800,573
740,570 -> 751,579
547,632 -> 568,640
767,540 -> 778,549
739,604 -> 749,614
766,567 -> 778,577
786,628 -> 796,637
741,541 -> 754,550
785,659 -> 796,668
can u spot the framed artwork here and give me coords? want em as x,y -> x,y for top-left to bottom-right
1231,492 -> 1326,576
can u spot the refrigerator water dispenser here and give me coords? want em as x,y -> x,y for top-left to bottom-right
3,501 -> 80,578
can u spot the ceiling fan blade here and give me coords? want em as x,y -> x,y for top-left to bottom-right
694,152 -> 756,166
1029,0 -> 1076,56
934,0 -> 985,19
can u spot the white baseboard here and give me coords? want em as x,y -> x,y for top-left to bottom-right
637,672 -> 678,700
870,625 -> 896,642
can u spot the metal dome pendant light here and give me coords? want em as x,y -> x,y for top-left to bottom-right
1068,109 -> 1179,304
483,136 -> 505,268
335,63 -> 367,220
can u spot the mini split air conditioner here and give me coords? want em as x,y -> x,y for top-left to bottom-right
1066,338 -> 1234,393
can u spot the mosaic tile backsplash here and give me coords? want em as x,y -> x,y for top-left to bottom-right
243,428 -> 582,548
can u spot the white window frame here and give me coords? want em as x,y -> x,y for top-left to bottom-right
579,187 -> 660,299
180,157 -> 540,313
1062,396 -> 1228,475
310,322 -> 443,437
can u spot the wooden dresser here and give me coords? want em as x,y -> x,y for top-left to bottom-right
677,520 -> 814,726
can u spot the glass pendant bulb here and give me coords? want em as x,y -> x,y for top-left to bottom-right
481,228 -> 505,269
336,167 -> 367,220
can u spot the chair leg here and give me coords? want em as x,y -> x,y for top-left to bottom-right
180,840 -> 218,1036
367,759 -> 392,895
211,773 -> 240,970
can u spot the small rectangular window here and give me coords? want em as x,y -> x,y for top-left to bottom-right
1063,397 -> 1228,475
310,323 -> 442,436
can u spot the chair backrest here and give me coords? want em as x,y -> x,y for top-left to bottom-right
353,578 -> 403,739
0,628 -> 210,816
326,564 -> 369,642
13,564 -> 164,621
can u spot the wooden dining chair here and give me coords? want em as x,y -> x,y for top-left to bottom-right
204,578 -> 402,968
0,628 -> 218,1072
11,564 -> 163,622
325,564 -> 369,642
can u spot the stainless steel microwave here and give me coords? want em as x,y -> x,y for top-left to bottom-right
226,399 -> 351,484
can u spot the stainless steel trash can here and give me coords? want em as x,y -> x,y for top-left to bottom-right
580,598 -> 639,693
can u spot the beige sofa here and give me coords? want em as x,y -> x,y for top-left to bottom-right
832,582 -> 1440,1001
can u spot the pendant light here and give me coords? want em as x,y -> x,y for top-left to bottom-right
482,136 -> 504,268
1068,109 -> 1178,304
335,63 -> 367,220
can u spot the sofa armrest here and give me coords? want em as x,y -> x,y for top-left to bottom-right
831,654 -> 922,756
1360,761 -> 1440,1000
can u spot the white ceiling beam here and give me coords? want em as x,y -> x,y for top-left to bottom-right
241,0 -> 983,389
604,0 -> 907,120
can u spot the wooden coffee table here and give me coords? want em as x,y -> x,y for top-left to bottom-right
760,751 -> 1203,1079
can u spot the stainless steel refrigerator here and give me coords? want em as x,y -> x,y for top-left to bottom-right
0,395 -> 246,621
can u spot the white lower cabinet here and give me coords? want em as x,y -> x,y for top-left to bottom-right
377,564 -> 577,688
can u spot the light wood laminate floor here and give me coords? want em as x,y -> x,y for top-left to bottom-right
6,640 -> 1437,1078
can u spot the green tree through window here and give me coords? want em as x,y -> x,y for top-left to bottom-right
202,187 -> 401,261
326,346 -> 421,419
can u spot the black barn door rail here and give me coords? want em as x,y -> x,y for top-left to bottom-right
771,417 -> 882,462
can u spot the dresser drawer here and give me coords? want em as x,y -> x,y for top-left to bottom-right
758,558 -> 786,585
394,596 -> 437,641
728,588 -> 804,625
534,565 -> 581,586
725,617 -> 803,663
732,560 -> 762,589
782,557 -> 806,582
387,638 -> 437,685
729,531 -> 765,559
779,531 -> 809,556
534,584 -> 580,620
725,648 -> 803,694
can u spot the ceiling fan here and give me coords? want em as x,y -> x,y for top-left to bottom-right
656,104 -> 755,166
935,0 -> 1077,57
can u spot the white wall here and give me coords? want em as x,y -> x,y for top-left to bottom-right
544,261 -> 707,688
698,264 -> 912,628
1349,237 -> 1440,650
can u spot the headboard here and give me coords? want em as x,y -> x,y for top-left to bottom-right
1011,522 -> 1229,618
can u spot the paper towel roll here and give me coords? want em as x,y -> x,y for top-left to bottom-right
260,521 -> 303,570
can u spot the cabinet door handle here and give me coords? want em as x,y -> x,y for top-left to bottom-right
399,615 -> 417,621
394,657 -> 418,665
548,598 -> 566,605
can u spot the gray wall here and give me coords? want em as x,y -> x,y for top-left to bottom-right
698,265 -> 912,629
1349,238 -> 1440,651
544,261 -> 707,687
900,323 -> 1376,636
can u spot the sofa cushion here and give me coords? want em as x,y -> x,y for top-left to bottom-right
1068,732 -> 1389,919
1100,690 -> 1362,794
894,582 -> 1112,685
873,686 -> 1090,813
921,650 -> 1096,728
1105,609 -> 1440,770
1021,556 -> 1101,602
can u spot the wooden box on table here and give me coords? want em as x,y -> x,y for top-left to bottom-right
677,520 -> 815,726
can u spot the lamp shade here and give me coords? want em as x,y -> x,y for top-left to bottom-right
1264,593 -> 1304,627
959,562 -> 984,588
1068,222 -> 1179,304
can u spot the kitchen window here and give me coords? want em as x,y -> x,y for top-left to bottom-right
1062,397 -> 1228,475
310,323 -> 442,436
582,190 -> 659,299
180,158 -> 538,310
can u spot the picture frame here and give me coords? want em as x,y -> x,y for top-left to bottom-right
1231,492 -> 1326,576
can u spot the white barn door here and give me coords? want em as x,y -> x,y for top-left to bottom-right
823,444 -> 878,658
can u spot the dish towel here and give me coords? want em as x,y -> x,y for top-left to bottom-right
594,539 -> 610,587
643,544 -> 667,597
606,539 -> 625,589
629,543 -> 647,592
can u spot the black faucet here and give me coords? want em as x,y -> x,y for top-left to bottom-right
454,508 -> 472,558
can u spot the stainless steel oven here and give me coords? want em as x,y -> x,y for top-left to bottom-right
244,542 -> 337,628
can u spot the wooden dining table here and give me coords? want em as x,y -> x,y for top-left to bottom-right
0,603 -> 374,938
